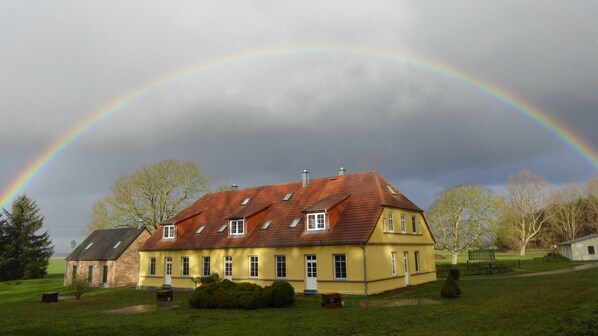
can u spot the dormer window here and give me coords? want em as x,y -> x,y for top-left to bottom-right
230,219 -> 245,236
164,224 -> 176,239
307,212 -> 326,231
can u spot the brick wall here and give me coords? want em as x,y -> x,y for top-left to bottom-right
114,230 -> 151,287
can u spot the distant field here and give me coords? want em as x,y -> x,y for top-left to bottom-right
47,258 -> 66,275
1,250 -> 597,335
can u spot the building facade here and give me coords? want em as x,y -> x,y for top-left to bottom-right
560,234 -> 598,261
138,171 -> 436,295
65,227 -> 150,287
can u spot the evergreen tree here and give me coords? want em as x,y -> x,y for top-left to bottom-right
0,195 -> 54,280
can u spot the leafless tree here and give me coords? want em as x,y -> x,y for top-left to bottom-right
86,159 -> 211,233
547,184 -> 585,242
428,185 -> 502,265
503,171 -> 552,256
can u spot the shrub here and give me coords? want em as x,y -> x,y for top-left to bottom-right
69,274 -> 89,300
441,274 -> 461,298
188,280 -> 295,310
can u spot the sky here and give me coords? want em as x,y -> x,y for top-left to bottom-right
1,1 -> 597,255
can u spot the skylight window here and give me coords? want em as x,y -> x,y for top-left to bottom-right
113,241 -> 121,249
261,220 -> 272,230
282,192 -> 293,202
218,224 -> 228,233
387,185 -> 397,196
195,225 -> 206,234
241,197 -> 251,205
85,242 -> 93,249
289,218 -> 301,228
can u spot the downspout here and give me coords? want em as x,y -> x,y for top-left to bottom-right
360,242 -> 368,298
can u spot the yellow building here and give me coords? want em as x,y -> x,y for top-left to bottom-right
138,170 -> 436,295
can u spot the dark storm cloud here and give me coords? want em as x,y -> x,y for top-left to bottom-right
1,1 -> 596,253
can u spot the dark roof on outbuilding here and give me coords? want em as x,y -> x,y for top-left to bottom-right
66,227 -> 148,261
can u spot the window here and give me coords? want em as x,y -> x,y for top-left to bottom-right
289,218 -> 301,228
241,197 -> 251,205
149,257 -> 156,276
261,220 -> 272,230
113,241 -> 121,249
195,225 -> 206,234
334,254 -> 347,280
400,214 -> 406,233
589,246 -> 596,255
182,257 -> 190,277
218,224 -> 228,233
85,242 -> 93,249
230,219 -> 245,236
388,213 -> 395,232
87,266 -> 93,283
249,256 -> 258,278
391,252 -> 397,276
164,225 -> 175,239
283,192 -> 293,202
224,256 -> 233,279
307,212 -> 326,231
202,256 -> 211,276
387,185 -> 397,195
276,255 -> 286,278
414,251 -> 420,273
412,216 -> 417,233
72,265 -> 77,281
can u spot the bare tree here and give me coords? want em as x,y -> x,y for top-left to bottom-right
428,185 -> 502,265
587,174 -> 598,226
547,184 -> 585,242
86,159 -> 211,233
503,171 -> 552,256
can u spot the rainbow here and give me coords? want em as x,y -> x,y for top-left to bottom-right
1,45 -> 597,209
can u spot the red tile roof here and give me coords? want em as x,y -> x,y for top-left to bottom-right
141,171 -> 423,251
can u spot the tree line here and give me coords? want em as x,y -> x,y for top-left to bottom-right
428,171 -> 598,264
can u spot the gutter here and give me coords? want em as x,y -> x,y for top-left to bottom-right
360,242 -> 368,297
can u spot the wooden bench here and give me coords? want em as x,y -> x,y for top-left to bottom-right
41,292 -> 58,303
157,289 -> 173,302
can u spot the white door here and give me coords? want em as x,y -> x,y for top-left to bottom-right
224,256 -> 233,281
403,252 -> 409,286
305,255 -> 317,291
165,257 -> 172,285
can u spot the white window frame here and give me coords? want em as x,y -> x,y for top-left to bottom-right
307,212 -> 326,231
388,212 -> 395,232
400,214 -> 406,233
414,251 -> 420,273
182,256 -> 190,277
229,219 -> 245,236
391,252 -> 397,276
164,225 -> 176,239
334,254 -> 347,280
249,256 -> 258,278
224,256 -> 233,279
202,256 -> 211,277
276,255 -> 286,279
149,257 -> 156,276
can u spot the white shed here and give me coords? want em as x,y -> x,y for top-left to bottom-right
559,234 -> 598,261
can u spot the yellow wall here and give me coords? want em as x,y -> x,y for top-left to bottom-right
138,207 -> 437,295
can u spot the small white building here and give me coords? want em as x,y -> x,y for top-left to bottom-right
559,234 -> 598,261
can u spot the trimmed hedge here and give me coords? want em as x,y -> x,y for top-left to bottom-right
188,280 -> 295,310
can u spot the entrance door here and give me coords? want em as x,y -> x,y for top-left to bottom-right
165,257 -> 172,285
403,252 -> 409,286
224,256 -> 233,281
305,255 -> 317,291
102,266 -> 108,286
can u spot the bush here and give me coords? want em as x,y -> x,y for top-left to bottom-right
441,274 -> 461,298
188,280 -> 295,310
69,274 -> 89,300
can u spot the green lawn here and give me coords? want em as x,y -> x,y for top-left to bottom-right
1,252 -> 597,335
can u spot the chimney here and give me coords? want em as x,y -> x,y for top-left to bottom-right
338,167 -> 346,176
231,184 -> 238,191
302,170 -> 310,188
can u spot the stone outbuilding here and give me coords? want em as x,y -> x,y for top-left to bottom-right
559,233 -> 598,261
64,227 -> 150,287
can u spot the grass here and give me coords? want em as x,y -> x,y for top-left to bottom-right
2,251 -> 597,335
